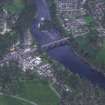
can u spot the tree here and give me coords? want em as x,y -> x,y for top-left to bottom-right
0,61 -> 22,94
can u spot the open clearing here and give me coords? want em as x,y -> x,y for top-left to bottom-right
0,79 -> 59,105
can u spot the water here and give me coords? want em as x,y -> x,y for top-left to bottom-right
32,0 -> 105,88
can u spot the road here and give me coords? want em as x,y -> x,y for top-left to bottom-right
0,47 -> 37,65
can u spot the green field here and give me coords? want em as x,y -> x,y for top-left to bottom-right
0,95 -> 31,105
3,0 -> 25,14
84,16 -> 93,25
74,35 -> 105,71
0,79 -> 59,105
17,80 -> 59,105
95,40 -> 105,65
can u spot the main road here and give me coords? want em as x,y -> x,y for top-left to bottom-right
32,0 -> 105,88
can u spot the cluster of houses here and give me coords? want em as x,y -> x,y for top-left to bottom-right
56,0 -> 89,37
56,0 -> 105,38
22,55 -> 53,78
11,46 -> 54,78
87,0 -> 105,21
0,45 -> 54,79
86,0 -> 105,37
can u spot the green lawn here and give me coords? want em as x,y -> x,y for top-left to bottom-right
17,79 -> 59,105
75,36 -> 105,68
3,0 -> 24,14
0,95 -> 30,105
95,40 -> 105,65
0,79 -> 59,105
75,35 -> 98,58
84,16 -> 93,25
75,36 -> 89,50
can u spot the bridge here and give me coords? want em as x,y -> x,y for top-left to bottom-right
41,37 -> 70,50
0,37 -> 70,65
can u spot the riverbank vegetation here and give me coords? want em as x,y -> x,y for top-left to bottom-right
40,54 -> 105,105
51,0 -> 105,74
46,0 -> 71,37
15,0 -> 36,46
71,26 -> 105,74
15,0 -> 36,30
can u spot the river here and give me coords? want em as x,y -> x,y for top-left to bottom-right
32,0 -> 105,88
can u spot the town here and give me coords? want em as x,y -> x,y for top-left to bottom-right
0,0 -> 105,105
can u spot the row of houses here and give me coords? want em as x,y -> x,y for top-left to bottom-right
56,0 -> 89,37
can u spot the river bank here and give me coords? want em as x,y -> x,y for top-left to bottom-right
46,0 -> 105,76
32,0 -> 105,89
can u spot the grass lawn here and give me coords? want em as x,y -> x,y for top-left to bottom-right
75,36 -> 105,67
0,95 -> 30,105
75,36 -> 89,50
95,40 -> 105,65
0,79 -> 59,105
17,79 -> 59,105
3,0 -> 24,14
75,36 -> 98,58
84,16 -> 93,25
